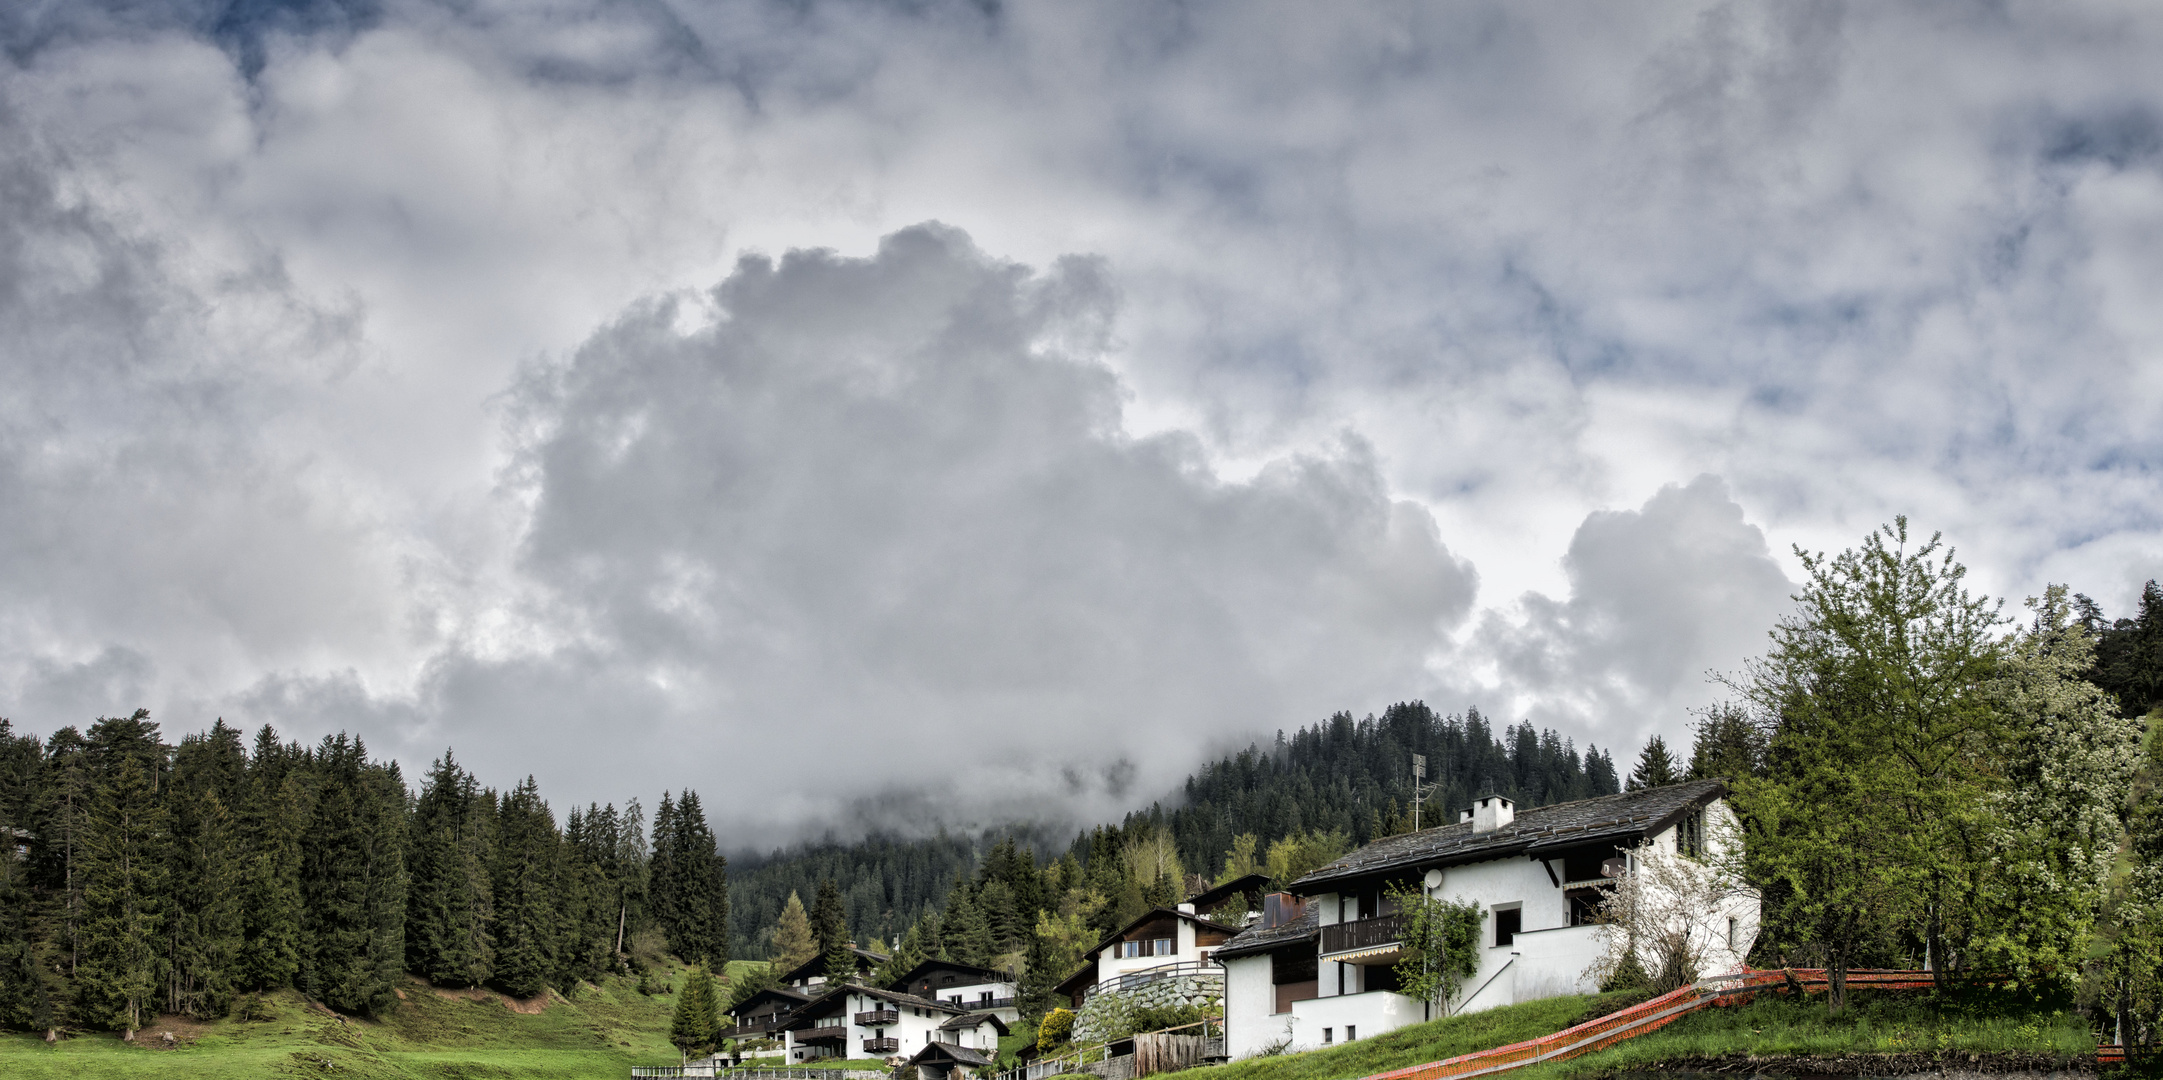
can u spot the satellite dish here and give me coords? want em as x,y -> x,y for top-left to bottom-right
1423,869 -> 1443,890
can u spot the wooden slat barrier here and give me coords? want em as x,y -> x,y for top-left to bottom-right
1357,968 -> 2079,1080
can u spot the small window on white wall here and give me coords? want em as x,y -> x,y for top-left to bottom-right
1727,917 -> 1737,948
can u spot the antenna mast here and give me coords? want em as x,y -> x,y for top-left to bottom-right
1412,753 -> 1427,830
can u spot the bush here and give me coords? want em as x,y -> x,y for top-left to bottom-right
1038,1007 -> 1074,1052
1127,1003 -> 1213,1035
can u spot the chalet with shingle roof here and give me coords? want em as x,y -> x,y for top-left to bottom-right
1213,780 -> 1757,1059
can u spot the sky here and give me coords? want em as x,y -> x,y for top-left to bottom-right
3,0 -> 2161,844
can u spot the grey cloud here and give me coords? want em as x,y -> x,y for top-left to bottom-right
474,224 -> 1477,833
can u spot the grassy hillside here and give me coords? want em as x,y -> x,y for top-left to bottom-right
0,963 -> 700,1080
1155,988 -> 2096,1080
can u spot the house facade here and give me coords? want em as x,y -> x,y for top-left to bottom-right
1214,780 -> 1757,1059
1052,904 -> 1242,1045
891,958 -> 1021,1024
779,983 -> 972,1063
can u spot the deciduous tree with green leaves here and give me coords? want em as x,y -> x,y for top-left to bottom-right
1383,883 -> 1483,1015
1727,518 -> 2007,1007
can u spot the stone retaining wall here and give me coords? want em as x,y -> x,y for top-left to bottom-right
1071,972 -> 1224,1046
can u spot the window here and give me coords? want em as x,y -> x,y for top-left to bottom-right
1322,1028 -> 1334,1045
1121,941 -> 1140,958
1727,917 -> 1737,948
980,992 -> 994,1004
1678,811 -> 1705,859
1494,906 -> 1522,947
1155,937 -> 1174,956
1566,888 -> 1602,927
1346,1026 -> 1357,1041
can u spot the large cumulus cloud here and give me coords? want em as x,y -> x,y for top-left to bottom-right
471,225 -> 1477,831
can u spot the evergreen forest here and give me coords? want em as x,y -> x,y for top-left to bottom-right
0,722 -> 728,1037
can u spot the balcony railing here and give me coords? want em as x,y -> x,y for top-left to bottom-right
1319,913 -> 1406,956
718,1017 -> 788,1039
854,1009 -> 899,1026
1079,962 -> 1223,1002
862,1037 -> 901,1054
793,1024 -> 845,1043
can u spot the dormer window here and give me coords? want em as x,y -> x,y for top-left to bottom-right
1677,811 -> 1705,859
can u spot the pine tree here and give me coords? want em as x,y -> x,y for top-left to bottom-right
1626,735 -> 1678,790
771,891 -> 817,973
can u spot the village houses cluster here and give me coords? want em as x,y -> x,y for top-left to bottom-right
724,780 -> 1755,1078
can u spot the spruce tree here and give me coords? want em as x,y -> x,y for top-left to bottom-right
0,719 -> 56,1031
492,776 -> 559,998
408,751 -> 495,987
1626,735 -> 1678,790
648,793 -> 681,951
670,963 -> 718,1060
78,751 -> 168,1034
298,734 -> 407,1014
1687,707 -> 1763,782
810,878 -> 847,959
237,770 -> 306,991
168,723 -> 247,1018
169,788 -> 243,1018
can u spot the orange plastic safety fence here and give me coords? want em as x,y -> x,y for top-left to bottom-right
1356,969 -> 1984,1080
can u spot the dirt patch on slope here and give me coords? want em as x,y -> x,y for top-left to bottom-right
421,981 -> 551,1014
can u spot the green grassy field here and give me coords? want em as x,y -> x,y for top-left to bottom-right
1153,987 -> 2097,1080
0,963 -> 697,1079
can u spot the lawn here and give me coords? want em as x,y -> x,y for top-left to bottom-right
1153,993 -> 1647,1080
1531,987 -> 2097,1080
1153,986 -> 2097,1080
0,963 -> 690,1079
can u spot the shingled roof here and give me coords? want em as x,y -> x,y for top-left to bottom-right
1290,779 -> 1727,892
1211,901 -> 1318,961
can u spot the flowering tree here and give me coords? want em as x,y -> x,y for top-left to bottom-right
1586,836 -> 1756,993
1975,586 -> 2143,990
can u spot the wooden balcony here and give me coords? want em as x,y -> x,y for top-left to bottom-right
1319,913 -> 1406,956
854,1009 -> 900,1026
862,1037 -> 901,1054
794,1024 -> 846,1043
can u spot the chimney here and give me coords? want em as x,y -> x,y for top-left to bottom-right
1176,902 -> 1196,915
1261,893 -> 1306,930
1468,795 -> 1515,833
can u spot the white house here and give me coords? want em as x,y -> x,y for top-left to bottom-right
1214,779 -> 1758,1059
1053,904 -> 1242,1008
889,958 -> 1022,1025
780,983 -> 981,1063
